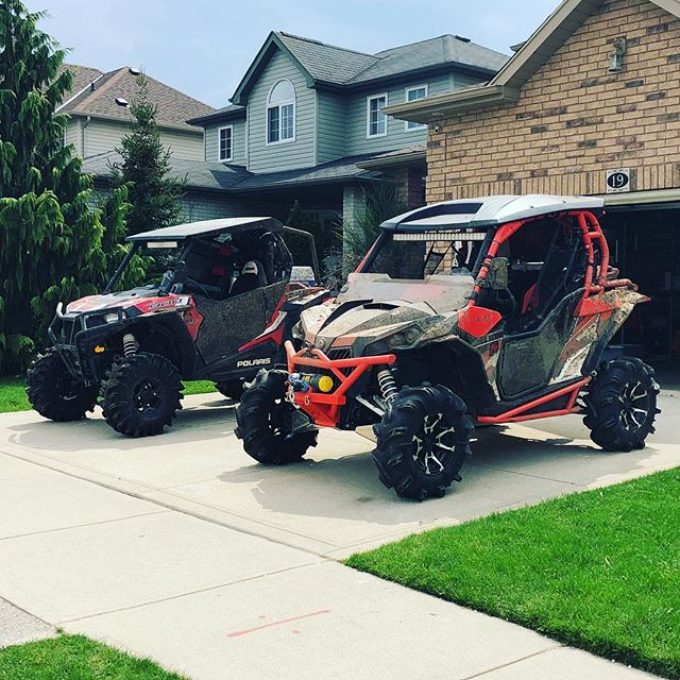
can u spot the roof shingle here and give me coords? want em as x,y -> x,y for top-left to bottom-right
82,149 -> 392,192
57,64 -> 104,105
82,151 -> 251,191
59,66 -> 214,132
276,32 -> 379,84
275,32 -> 508,86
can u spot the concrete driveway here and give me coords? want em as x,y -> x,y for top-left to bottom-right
0,392 -> 676,679
1,391 -> 679,558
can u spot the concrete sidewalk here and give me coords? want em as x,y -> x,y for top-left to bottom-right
0,450 -> 661,680
0,597 -> 55,649
1,391 -> 678,559
2,392 -> 677,678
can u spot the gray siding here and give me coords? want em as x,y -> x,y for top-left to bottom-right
247,49 -> 316,173
179,191 -> 248,222
345,73 -> 478,155
316,90 -> 347,164
204,119 -> 247,165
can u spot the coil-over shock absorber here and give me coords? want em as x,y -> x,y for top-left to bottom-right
377,367 -> 398,403
122,333 -> 138,357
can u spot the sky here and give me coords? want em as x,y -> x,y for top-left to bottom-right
25,0 -> 562,108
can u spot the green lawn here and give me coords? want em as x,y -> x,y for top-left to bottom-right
182,380 -> 217,396
0,378 -> 29,413
0,634 -> 186,679
347,469 -> 680,679
0,377 -> 216,414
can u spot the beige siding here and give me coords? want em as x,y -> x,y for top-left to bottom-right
426,0 -> 680,201
159,129 -> 204,161
64,119 -> 83,155
82,120 -> 123,158
81,119 -> 203,160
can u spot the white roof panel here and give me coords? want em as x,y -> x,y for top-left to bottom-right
128,217 -> 282,242
381,195 -> 604,232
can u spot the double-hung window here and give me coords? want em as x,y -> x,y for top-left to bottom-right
218,125 -> 233,161
267,79 -> 295,144
367,94 -> 388,137
405,85 -> 428,130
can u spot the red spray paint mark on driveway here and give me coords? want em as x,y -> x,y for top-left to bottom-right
227,609 -> 331,638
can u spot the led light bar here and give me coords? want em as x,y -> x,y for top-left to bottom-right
147,241 -> 179,249
394,231 -> 487,241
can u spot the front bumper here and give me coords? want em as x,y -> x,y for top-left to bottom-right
48,303 -> 125,383
285,341 -> 396,428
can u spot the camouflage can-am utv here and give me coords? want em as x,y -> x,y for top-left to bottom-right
235,195 -> 660,500
28,217 -> 328,437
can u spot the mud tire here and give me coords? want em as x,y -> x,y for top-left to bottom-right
27,349 -> 98,422
101,352 -> 183,437
372,385 -> 474,501
216,379 -> 245,401
583,357 -> 660,452
235,370 -> 318,465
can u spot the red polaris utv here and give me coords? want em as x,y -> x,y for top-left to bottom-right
236,195 -> 660,500
27,217 -> 328,437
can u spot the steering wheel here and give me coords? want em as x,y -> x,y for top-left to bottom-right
186,278 -> 220,298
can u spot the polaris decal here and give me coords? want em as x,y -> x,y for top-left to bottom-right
146,297 -> 189,310
236,358 -> 272,368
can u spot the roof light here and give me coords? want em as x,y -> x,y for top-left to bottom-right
115,97 -> 129,107
454,35 -> 471,43
394,231 -> 486,241
128,67 -> 141,75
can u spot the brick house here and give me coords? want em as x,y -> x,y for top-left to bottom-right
387,0 -> 680,365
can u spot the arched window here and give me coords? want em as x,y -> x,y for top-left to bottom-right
267,79 -> 295,144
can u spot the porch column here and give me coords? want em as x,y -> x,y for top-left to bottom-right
342,185 -> 367,273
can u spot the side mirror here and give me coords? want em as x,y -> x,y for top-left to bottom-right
487,257 -> 509,291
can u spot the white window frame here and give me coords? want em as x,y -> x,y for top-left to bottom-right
366,93 -> 389,138
217,125 -> 233,162
405,85 -> 428,131
266,79 -> 296,146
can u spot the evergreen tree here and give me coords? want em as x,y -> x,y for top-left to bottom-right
0,0 -> 109,372
113,75 -> 184,235
98,183 -> 149,291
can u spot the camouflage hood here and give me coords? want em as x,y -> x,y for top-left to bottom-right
298,271 -> 475,356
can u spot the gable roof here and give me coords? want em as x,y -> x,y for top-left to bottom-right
353,35 -> 508,84
385,0 -> 680,122
276,32 -> 379,84
56,64 -> 105,107
58,66 -> 214,133
231,31 -> 508,105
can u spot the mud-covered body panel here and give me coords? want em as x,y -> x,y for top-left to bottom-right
289,200 -> 649,430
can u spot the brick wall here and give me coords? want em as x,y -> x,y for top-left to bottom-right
426,0 -> 680,202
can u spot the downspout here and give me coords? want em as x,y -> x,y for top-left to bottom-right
81,116 -> 91,157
